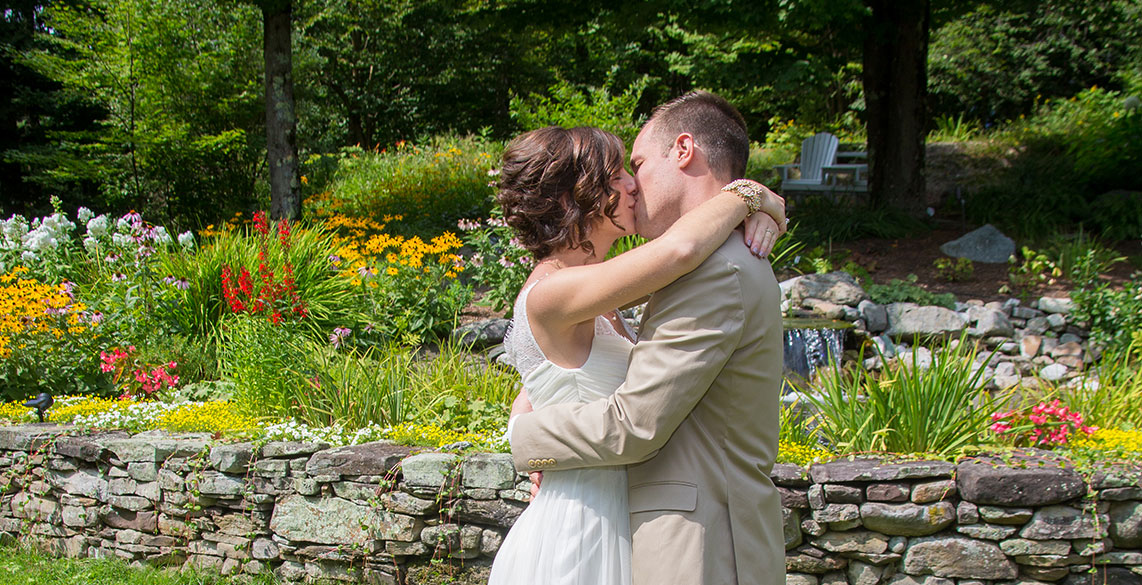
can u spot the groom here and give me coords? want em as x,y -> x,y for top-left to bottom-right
510,90 -> 785,585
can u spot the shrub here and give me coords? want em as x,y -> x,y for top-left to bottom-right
323,136 -> 502,235
933,257 -> 974,282
509,78 -> 647,145
807,338 -> 997,457
458,215 -> 534,316
1070,269 -> 1142,351
330,222 -> 472,344
966,87 -> 1142,239
866,274 -> 956,309
0,266 -> 109,399
175,216 -> 365,345
1007,246 -> 1063,291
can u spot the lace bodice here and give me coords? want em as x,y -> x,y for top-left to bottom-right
503,281 -> 635,382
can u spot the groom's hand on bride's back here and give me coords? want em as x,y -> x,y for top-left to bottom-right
529,471 -> 542,499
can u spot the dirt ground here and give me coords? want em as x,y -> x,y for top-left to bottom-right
817,227 -> 1140,305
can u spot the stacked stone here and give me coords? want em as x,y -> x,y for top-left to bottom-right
3,425 -> 1140,584
782,273 -> 1098,388
781,453 -> 1142,585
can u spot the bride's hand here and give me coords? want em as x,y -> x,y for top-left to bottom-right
529,471 -> 543,499
743,212 -> 784,257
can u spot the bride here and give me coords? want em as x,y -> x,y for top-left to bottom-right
486,126 -> 785,585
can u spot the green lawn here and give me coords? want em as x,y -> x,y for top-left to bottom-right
0,545 -> 282,585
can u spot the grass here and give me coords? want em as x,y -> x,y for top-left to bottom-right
806,336 -> 999,458
0,544 -> 282,585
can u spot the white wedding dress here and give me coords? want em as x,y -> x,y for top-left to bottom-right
487,282 -> 634,585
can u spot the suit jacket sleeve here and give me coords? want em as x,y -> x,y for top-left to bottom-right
510,246 -> 745,472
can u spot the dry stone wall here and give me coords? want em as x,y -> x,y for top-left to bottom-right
2,424 -> 1140,585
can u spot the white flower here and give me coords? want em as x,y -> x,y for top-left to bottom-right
152,226 -> 171,244
21,250 -> 37,262
77,207 -> 94,223
86,215 -> 109,238
83,237 -> 99,252
112,233 -> 132,247
177,231 -> 195,249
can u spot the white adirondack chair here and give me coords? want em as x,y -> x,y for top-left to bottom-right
775,132 -> 868,195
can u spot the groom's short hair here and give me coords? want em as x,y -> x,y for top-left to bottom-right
648,91 -> 749,181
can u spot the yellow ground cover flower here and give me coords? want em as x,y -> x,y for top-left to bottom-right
386,422 -> 501,450
157,401 -> 256,433
0,400 -> 34,422
777,440 -> 833,467
1069,428 -> 1142,460
48,396 -> 137,422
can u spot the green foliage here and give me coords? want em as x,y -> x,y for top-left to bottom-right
185,221 -> 364,342
1007,246 -> 1063,291
1063,332 -> 1142,431
1042,229 -> 1125,283
928,1 -> 1141,125
777,399 -> 833,466
807,338 -> 998,457
510,78 -> 648,145
966,86 -> 1142,239
606,235 -> 648,260
217,314 -> 311,418
933,257 -> 974,282
866,274 -> 956,309
291,342 -> 416,429
223,328 -> 519,435
928,113 -> 981,142
1089,190 -> 1142,242
18,0 -> 264,226
1071,269 -> 1142,352
324,136 -> 501,235
458,214 -> 533,317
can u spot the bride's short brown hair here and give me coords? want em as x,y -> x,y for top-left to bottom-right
496,127 -> 626,259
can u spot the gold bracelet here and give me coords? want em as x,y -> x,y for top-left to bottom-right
721,179 -> 765,216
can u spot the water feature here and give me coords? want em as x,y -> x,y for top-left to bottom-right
782,318 -> 852,393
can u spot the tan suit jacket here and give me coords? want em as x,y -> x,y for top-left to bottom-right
511,235 -> 785,585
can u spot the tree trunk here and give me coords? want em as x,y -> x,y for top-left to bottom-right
263,1 -> 300,220
863,0 -> 929,213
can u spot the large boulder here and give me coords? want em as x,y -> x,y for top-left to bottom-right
788,272 -> 869,306
957,453 -> 1086,506
860,502 -> 955,536
885,303 -> 967,340
939,224 -> 1015,264
451,318 -> 510,350
903,535 -> 1017,579
270,494 -> 419,545
1110,501 -> 1142,548
305,442 -> 413,478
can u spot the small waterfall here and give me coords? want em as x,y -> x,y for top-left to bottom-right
783,323 -> 847,391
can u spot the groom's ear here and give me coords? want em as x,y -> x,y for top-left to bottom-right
674,133 -> 696,170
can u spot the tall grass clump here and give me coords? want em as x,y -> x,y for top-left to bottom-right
807,337 -> 998,457
324,135 -> 502,235
1063,332 -> 1142,431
